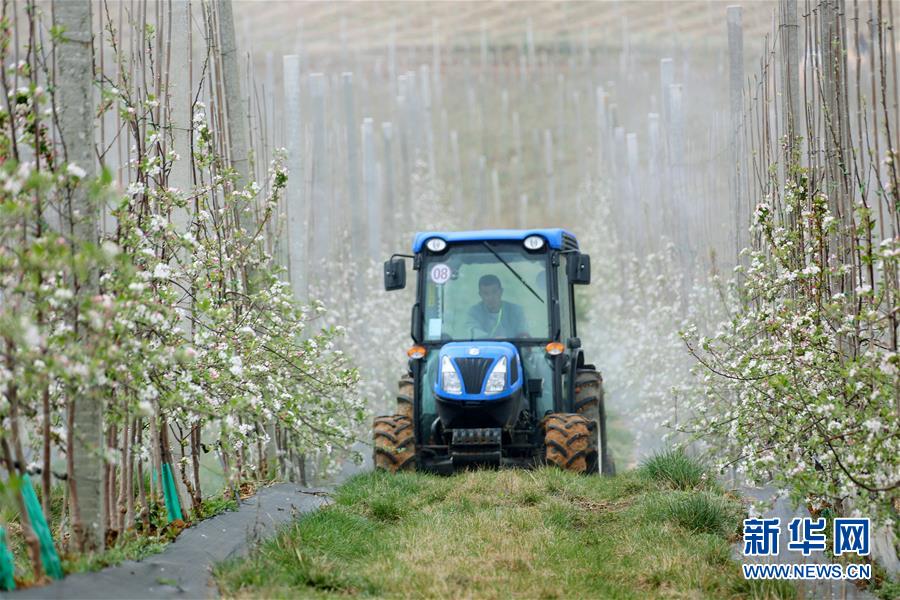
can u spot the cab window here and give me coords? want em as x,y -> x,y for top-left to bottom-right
421,242 -> 550,342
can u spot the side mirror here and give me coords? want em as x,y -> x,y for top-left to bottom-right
568,253 -> 591,285
384,257 -> 406,291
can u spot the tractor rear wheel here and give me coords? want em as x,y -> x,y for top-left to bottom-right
373,415 -> 416,472
397,374 -> 414,420
575,368 -> 616,476
542,413 -> 596,474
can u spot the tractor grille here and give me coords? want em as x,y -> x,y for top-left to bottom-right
454,357 -> 492,394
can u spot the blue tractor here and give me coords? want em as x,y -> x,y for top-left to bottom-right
374,229 -> 615,475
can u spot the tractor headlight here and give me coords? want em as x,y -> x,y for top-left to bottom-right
484,356 -> 508,394
523,235 -> 545,251
441,356 -> 462,395
426,238 -> 447,252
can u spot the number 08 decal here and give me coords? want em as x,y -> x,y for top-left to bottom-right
429,263 -> 452,285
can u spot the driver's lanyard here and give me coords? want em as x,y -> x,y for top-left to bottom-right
488,306 -> 503,336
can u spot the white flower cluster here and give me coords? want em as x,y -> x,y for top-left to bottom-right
0,89 -> 362,506
681,177 -> 899,524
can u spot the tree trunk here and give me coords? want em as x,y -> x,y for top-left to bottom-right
103,424 -> 116,540
53,0 -> 104,553
135,419 -> 151,531
3,368 -> 44,578
190,425 -> 202,511
117,419 -> 129,533
2,449 -> 43,579
41,385 -> 51,522
125,420 -> 136,528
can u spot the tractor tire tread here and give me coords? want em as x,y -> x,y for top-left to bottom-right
542,413 -> 595,474
565,449 -> 589,468
574,367 -> 616,477
397,375 -> 414,420
566,432 -> 589,446
546,440 -> 568,454
373,430 -> 398,443
574,396 -> 599,411
373,414 -> 416,473
373,431 -> 414,446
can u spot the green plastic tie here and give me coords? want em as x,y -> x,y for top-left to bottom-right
161,464 -> 183,522
0,525 -> 16,590
21,475 -> 63,580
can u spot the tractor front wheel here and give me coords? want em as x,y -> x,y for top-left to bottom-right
373,415 -> 416,472
542,413 -> 596,474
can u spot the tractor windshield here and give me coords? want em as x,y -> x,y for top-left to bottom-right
421,242 -> 550,342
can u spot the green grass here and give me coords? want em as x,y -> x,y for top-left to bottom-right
61,533 -> 169,574
644,491 -> 739,537
215,465 -> 795,599
640,448 -> 711,491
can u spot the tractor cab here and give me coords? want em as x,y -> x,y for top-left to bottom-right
375,229 -> 613,475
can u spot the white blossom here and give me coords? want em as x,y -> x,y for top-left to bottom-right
152,263 -> 172,280
66,163 -> 87,178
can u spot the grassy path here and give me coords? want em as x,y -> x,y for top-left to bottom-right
215,458 -> 795,599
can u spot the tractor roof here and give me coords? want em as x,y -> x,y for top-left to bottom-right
412,228 -> 579,253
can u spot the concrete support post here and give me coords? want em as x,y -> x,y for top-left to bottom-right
343,73 -> 363,254
727,5 -> 745,264
381,122 -> 395,238
283,56 -> 306,301
309,73 -> 329,277
362,118 -> 381,258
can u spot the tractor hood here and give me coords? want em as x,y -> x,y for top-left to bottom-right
434,342 -> 523,401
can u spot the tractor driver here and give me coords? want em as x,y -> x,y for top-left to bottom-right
464,274 -> 529,339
